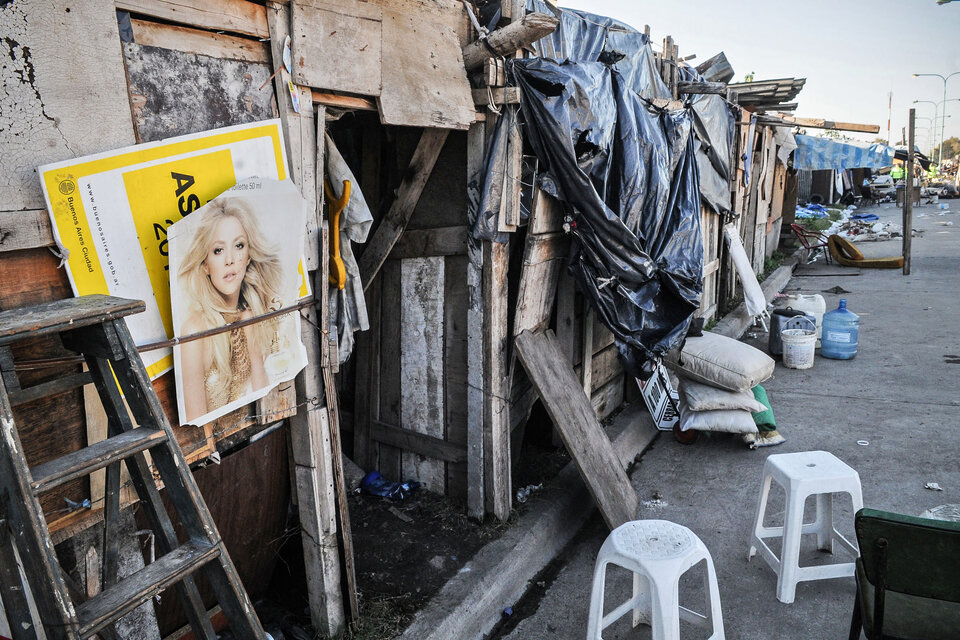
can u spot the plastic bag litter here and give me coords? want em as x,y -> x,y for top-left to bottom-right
360,471 -> 421,500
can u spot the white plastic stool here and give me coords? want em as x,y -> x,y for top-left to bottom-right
587,520 -> 724,640
747,450 -> 863,603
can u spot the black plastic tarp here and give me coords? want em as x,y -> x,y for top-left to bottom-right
509,21 -> 702,372
683,65 -> 737,215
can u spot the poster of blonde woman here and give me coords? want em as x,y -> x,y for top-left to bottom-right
168,178 -> 308,426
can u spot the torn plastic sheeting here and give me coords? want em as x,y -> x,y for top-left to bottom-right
684,65 -> 736,215
513,56 -> 702,372
527,0 -> 671,102
471,105 -> 515,242
793,134 -> 895,171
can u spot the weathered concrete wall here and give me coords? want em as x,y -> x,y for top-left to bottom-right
1,0 -> 136,211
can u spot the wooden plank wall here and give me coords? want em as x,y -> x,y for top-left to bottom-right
1,1 -> 349,634
355,131 -> 471,499
698,204 -> 721,321
765,158 -> 788,257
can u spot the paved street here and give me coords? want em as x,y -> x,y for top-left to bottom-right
497,199 -> 960,640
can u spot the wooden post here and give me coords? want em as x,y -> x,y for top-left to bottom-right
268,1 -> 346,624
466,123 -> 486,520
483,239 -> 511,521
904,109 -> 914,276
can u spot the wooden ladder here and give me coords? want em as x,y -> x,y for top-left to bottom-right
0,295 -> 265,640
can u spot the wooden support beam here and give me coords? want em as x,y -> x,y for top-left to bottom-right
116,0 -> 269,38
677,81 -> 726,95
904,109 -> 915,276
370,420 -> 467,464
513,190 -> 567,337
514,330 -> 638,530
128,18 -> 270,63
388,226 -> 469,260
482,239 -> 511,521
472,87 -> 522,107
466,123 -> 486,520
462,12 -> 559,69
359,128 -> 449,291
311,91 -> 378,112
499,109 -> 523,232
268,2 -> 343,634
771,114 -> 880,134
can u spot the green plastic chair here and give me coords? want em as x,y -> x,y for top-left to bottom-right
849,508 -> 960,640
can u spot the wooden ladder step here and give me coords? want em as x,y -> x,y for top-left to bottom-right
0,295 -> 145,346
76,540 -> 220,639
30,427 -> 166,494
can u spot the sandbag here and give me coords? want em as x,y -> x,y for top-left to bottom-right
680,379 -> 767,413
679,407 -> 758,434
666,331 -> 774,392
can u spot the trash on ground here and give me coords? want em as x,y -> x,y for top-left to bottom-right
388,506 -> 414,523
515,483 -> 543,503
925,482 -> 944,491
360,470 -> 421,500
857,440 -> 869,446
822,286 -> 851,294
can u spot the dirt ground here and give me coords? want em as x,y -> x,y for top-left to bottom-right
260,411 -> 572,640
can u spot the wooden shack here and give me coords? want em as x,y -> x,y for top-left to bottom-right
0,1 -> 812,638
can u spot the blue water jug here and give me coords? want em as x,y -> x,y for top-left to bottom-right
820,299 -> 859,359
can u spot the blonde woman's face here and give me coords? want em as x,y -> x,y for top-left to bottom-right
202,215 -> 250,301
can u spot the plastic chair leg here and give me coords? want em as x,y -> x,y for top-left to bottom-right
586,560 -> 608,640
704,556 -> 726,639
748,475 -> 773,560
631,571 -> 652,628
816,493 -> 835,553
651,580 -> 681,640
777,491 -> 805,604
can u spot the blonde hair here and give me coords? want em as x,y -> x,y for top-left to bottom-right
178,197 -> 284,402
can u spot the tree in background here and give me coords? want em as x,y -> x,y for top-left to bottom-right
934,136 -> 959,161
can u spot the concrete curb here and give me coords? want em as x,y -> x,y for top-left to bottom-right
398,404 -> 658,640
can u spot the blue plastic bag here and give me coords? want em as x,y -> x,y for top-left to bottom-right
360,471 -> 421,500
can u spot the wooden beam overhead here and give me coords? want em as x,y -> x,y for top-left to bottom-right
772,114 -> 880,134
311,91 -> 378,112
116,0 -> 269,39
472,87 -> 522,106
677,81 -> 726,95
462,12 -> 559,69
128,18 -> 270,63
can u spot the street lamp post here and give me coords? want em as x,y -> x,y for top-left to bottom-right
912,114 -> 952,156
913,72 -> 960,166
912,100 -> 938,156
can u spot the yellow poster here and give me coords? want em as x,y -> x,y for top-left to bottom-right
38,121 -> 289,379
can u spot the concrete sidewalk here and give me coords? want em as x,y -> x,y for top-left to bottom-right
493,200 -> 960,639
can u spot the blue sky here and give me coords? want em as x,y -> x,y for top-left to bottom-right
559,0 -> 960,153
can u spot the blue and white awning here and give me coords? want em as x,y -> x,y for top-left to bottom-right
792,134 -> 895,171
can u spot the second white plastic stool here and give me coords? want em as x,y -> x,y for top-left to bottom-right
587,520 -> 724,640
747,450 -> 863,603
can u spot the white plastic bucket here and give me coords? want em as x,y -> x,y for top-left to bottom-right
781,328 -> 816,370
780,294 -> 825,346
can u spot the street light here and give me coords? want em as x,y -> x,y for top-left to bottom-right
913,72 -> 960,165
912,114 -> 952,156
